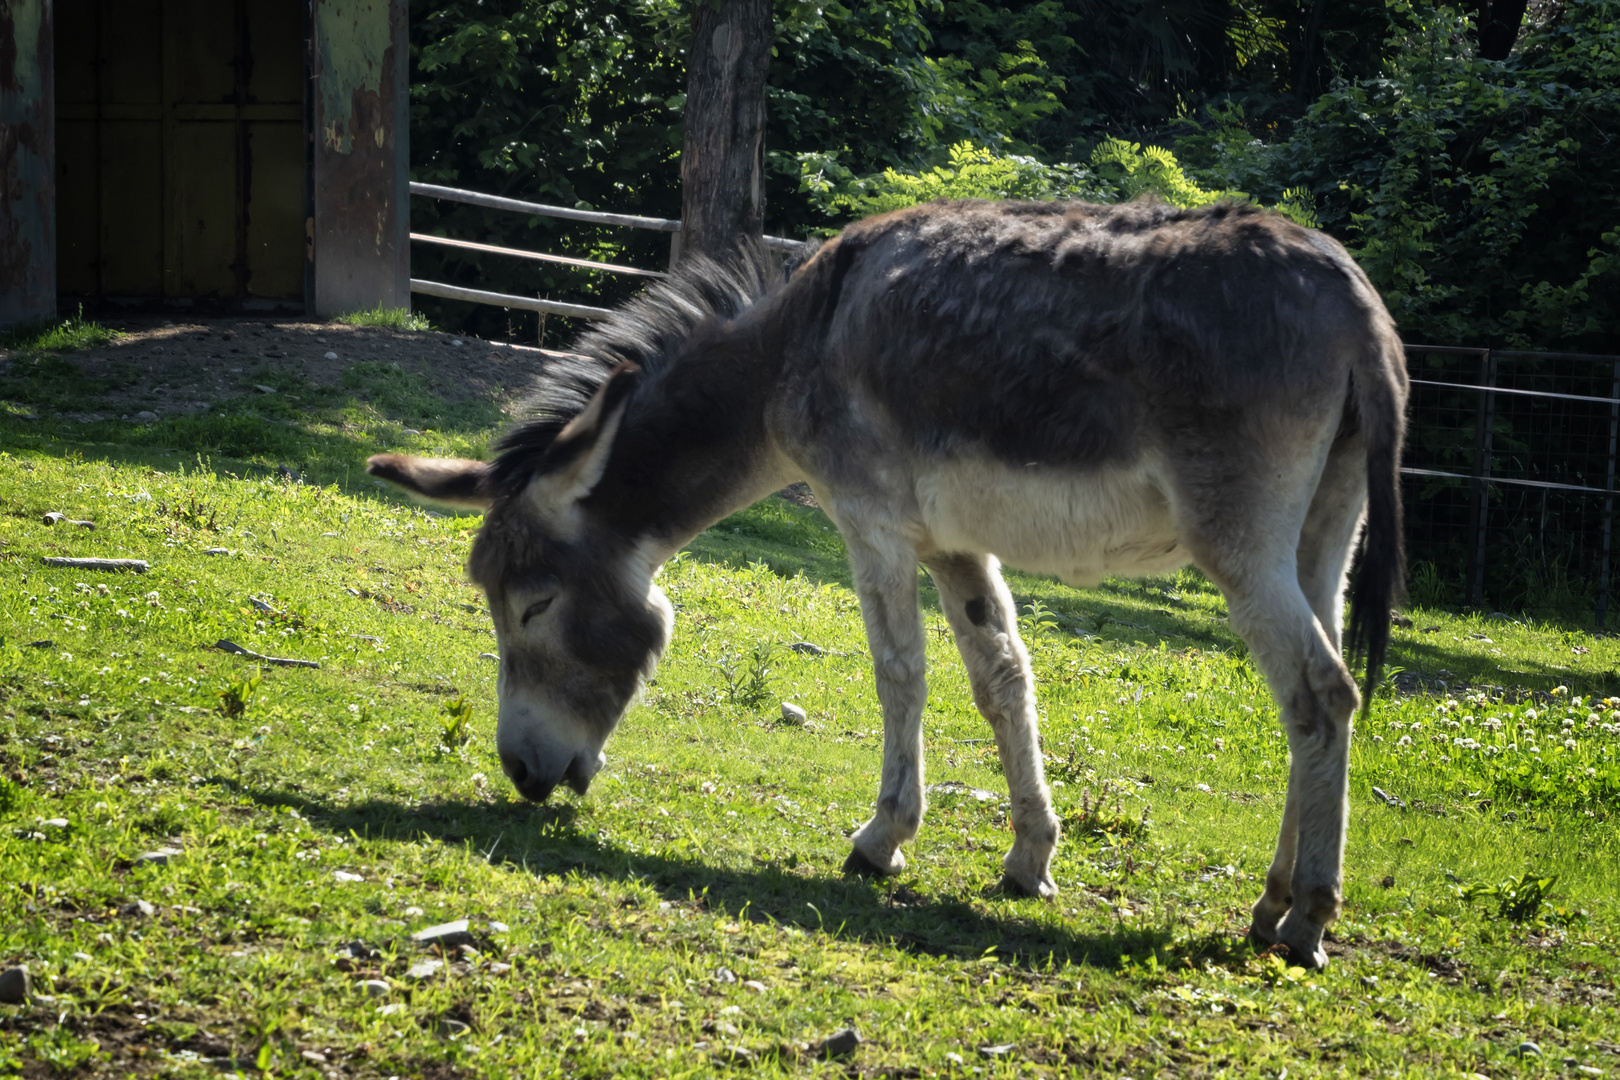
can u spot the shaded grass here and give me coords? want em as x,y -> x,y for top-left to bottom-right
0,307 -> 123,354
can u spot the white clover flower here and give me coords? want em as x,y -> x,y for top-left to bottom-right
1563,717 -> 1576,729
1525,708 -> 1539,720
1564,738 -> 1577,751
348,704 -> 360,714
1397,735 -> 1413,747
1372,735 -> 1385,743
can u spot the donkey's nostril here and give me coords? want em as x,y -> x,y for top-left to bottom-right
501,752 -> 528,786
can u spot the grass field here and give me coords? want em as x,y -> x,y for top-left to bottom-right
1,330 -> 1618,1078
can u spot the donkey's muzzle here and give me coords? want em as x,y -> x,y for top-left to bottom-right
501,748 -> 596,802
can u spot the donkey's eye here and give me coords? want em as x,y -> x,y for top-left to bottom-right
520,598 -> 554,626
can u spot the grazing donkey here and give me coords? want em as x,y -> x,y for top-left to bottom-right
370,197 -> 1406,969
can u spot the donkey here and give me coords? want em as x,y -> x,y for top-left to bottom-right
369,197 -> 1406,969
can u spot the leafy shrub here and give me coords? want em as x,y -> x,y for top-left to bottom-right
799,139 -> 1320,227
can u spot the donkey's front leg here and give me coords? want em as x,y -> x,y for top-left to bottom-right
841,530 -> 930,878
925,553 -> 1060,899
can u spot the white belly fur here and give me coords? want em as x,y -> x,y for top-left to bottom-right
914,457 -> 1187,586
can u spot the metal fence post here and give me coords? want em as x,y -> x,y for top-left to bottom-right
1599,358 -> 1620,628
1465,350 -> 1496,607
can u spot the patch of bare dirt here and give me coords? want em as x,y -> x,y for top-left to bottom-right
1,315 -> 570,422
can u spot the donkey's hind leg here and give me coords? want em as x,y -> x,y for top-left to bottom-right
1250,436 -> 1368,947
924,553 -> 1060,899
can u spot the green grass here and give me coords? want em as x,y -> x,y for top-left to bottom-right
1,423 -> 1618,1076
0,308 -> 124,355
334,307 -> 435,332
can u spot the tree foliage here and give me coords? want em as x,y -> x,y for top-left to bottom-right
407,0 -> 1620,354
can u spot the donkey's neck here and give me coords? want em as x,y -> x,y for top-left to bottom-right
587,331 -> 794,558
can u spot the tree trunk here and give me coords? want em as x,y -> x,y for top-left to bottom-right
678,0 -> 772,264
1474,0 -> 1530,60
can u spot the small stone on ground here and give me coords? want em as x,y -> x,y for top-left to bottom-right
411,919 -> 474,948
0,966 -> 31,1004
819,1027 -> 861,1058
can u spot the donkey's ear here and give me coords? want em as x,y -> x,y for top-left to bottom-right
535,361 -> 641,502
366,454 -> 494,510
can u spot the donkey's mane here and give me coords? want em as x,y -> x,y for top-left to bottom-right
489,244 -> 809,493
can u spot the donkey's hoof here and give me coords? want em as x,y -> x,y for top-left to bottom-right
1274,918 -> 1329,970
842,847 -> 901,878
997,871 -> 1058,901
1247,918 -> 1282,947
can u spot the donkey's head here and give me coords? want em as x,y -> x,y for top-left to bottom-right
366,363 -> 671,802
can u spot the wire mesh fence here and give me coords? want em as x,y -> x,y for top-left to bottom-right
1401,345 -> 1620,625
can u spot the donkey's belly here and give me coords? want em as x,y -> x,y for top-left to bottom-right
915,458 -> 1186,586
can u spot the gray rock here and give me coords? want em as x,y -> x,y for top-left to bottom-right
1515,1041 -> 1542,1058
202,547 -> 229,556
714,966 -> 737,984
135,411 -> 158,423
432,1018 -> 470,1038
121,899 -> 156,918
254,385 -> 276,394
780,702 -> 807,725
411,919 -> 474,948
979,1043 -> 1016,1059
487,920 -> 510,934
324,351 -> 339,360
479,652 -> 499,661
41,818 -> 69,829
361,980 -> 391,998
928,780 -> 1000,802
0,966 -> 30,1004
138,848 -> 181,865
405,959 -> 443,980
789,641 -> 825,656
819,1027 -> 861,1059
401,428 -> 422,436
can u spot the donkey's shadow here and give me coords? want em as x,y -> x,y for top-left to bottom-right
240,784 -> 1248,972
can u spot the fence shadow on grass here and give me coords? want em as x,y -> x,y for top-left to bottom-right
230,780 -> 1256,974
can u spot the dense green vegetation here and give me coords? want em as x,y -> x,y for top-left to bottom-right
3,331 -> 1619,1077
409,0 -> 1620,355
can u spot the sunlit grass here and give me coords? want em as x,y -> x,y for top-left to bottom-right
333,306 -> 435,332
0,445 -> 1616,1077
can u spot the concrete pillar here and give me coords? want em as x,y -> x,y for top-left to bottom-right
309,0 -> 409,319
0,0 -> 55,327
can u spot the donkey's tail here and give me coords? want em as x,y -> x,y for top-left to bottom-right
1345,314 -> 1408,715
